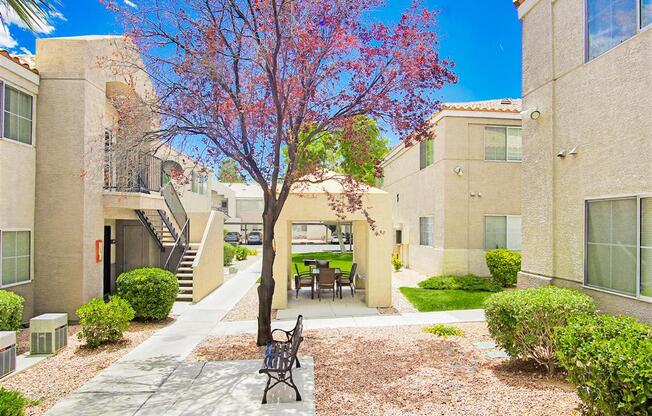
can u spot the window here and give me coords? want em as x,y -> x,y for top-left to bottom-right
419,217 -> 433,246
198,175 -> 208,195
420,138 -> 433,169
485,216 -> 522,250
586,197 -> 651,298
292,224 -> 308,233
1,231 -> 31,286
3,85 -> 33,145
190,172 -> 207,194
485,127 -> 522,161
396,230 -> 403,244
586,0 -> 651,61
236,199 -> 264,213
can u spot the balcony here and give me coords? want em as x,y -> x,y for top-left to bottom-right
104,149 -> 162,193
103,150 -> 166,217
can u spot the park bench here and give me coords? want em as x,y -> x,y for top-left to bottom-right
259,315 -> 304,404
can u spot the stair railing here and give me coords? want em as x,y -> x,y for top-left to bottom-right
161,182 -> 190,273
164,218 -> 189,272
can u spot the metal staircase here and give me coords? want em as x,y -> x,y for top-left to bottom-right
136,209 -> 179,249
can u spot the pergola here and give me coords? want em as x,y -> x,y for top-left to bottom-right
272,178 -> 393,309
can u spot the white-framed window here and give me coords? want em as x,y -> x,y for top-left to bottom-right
484,127 -> 522,161
3,84 -> 34,145
198,175 -> 208,195
586,196 -> 651,298
419,138 -> 433,170
419,216 -> 433,246
586,0 -> 652,61
484,215 -> 522,250
1,230 -> 31,287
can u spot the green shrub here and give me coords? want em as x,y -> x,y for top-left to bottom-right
224,243 -> 235,266
391,253 -> 403,271
423,324 -> 464,338
247,248 -> 259,256
76,296 -> 135,348
116,268 -> 178,320
234,245 -> 248,261
0,291 -> 24,331
418,275 -> 502,292
555,314 -> 652,416
485,249 -> 521,287
484,286 -> 595,373
0,388 -> 31,416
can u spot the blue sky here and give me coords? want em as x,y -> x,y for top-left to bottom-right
3,0 -> 522,144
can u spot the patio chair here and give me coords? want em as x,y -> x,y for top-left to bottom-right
317,268 -> 336,301
339,262 -> 357,298
316,260 -> 330,269
294,264 -> 314,299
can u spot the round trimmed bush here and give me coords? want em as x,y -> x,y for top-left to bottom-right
76,296 -> 135,348
485,249 -> 521,287
555,314 -> 652,416
224,243 -> 235,266
0,388 -> 30,416
234,245 -> 248,261
0,291 -> 24,331
117,268 -> 178,320
484,286 -> 595,373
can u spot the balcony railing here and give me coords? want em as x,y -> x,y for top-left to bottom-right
104,150 -> 162,193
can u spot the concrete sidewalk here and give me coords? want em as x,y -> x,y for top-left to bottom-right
45,259 -> 262,416
211,309 -> 485,337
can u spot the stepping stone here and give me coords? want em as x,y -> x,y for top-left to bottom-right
486,350 -> 510,359
473,341 -> 497,350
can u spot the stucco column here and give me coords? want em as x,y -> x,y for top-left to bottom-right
271,220 -> 290,309
364,218 -> 392,308
352,221 -> 368,289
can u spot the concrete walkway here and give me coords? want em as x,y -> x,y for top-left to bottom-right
45,259 -> 263,416
212,309 -> 485,337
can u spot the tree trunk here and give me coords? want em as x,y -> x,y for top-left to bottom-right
336,221 -> 345,253
257,202 -> 277,346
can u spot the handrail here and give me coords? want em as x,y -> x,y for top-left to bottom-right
161,183 -> 188,237
164,218 -> 190,272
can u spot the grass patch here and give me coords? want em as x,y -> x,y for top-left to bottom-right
399,287 -> 493,312
418,275 -> 501,292
423,324 -> 465,338
292,251 -> 353,273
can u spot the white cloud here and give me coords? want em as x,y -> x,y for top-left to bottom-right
19,47 -> 33,55
0,6 -> 66,50
124,0 -> 137,8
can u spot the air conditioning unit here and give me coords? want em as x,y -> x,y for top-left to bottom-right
30,313 -> 68,355
0,331 -> 16,378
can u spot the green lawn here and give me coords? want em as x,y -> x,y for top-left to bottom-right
292,251 -> 353,273
399,287 -> 494,312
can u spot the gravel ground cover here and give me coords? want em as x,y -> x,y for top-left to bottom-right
191,322 -> 580,416
1,320 -> 171,416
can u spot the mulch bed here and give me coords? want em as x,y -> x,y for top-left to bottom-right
1,319 -> 172,416
191,322 -> 580,416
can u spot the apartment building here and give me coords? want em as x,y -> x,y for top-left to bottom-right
515,0 -> 651,321
212,181 -> 331,242
381,99 -> 522,277
0,36 -> 223,320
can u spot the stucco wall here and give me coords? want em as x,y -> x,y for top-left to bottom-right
381,114 -> 522,277
192,210 -> 224,302
0,61 -> 40,319
520,0 -> 652,318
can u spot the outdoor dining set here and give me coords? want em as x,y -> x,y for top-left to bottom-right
294,259 -> 357,301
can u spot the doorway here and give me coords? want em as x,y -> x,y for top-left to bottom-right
103,225 -> 112,297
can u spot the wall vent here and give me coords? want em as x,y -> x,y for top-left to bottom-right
0,332 -> 16,379
30,313 -> 68,355
500,98 -> 512,105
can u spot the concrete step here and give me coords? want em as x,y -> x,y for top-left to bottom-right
176,293 -> 193,302
177,272 -> 193,278
178,267 -> 192,273
178,280 -> 193,287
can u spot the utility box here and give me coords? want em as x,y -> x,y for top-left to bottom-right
0,331 -> 16,378
30,313 -> 68,355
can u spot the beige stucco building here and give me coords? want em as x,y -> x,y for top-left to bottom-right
515,0 -> 651,321
0,36 -> 223,321
381,99 -> 522,277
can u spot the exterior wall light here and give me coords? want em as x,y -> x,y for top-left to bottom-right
454,166 -> 464,176
520,106 -> 541,120
569,146 -> 579,156
557,149 -> 567,159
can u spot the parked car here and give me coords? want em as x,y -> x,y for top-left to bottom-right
246,231 -> 263,245
224,232 -> 241,244
330,233 -> 351,244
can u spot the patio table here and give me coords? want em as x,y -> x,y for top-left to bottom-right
310,268 -> 343,299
